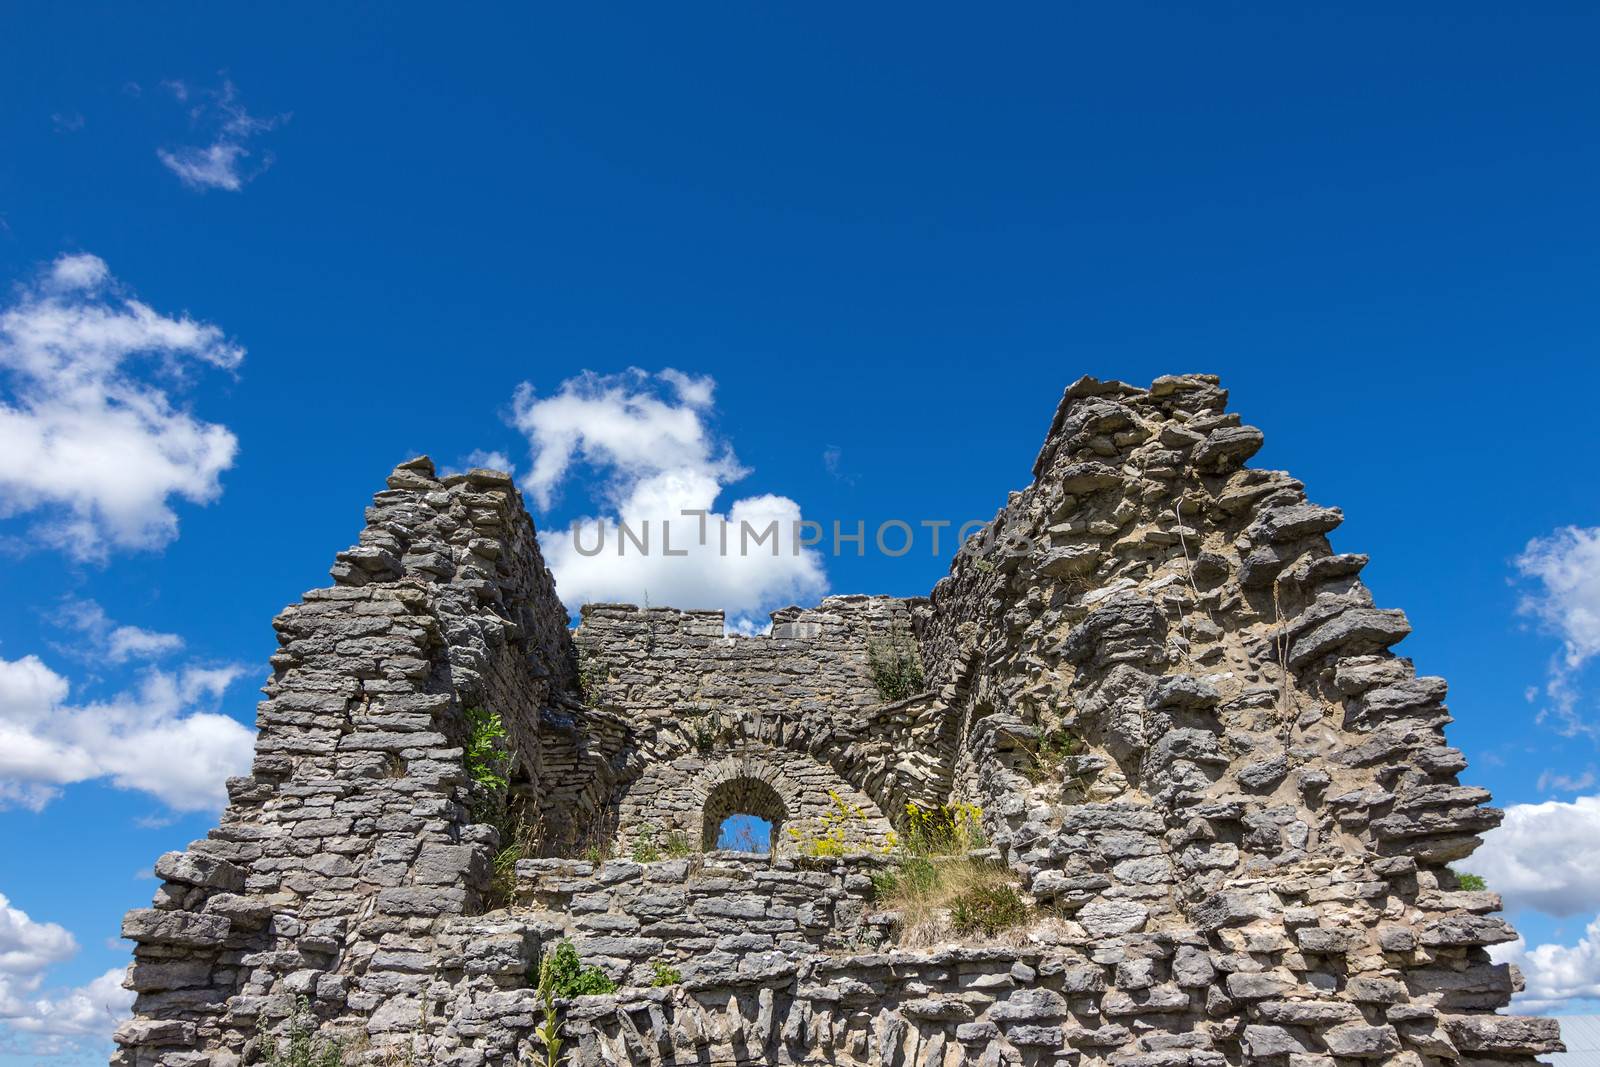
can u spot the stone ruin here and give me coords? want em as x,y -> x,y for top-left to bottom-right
114,374 -> 1565,1067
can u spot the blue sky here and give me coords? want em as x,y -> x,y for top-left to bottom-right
2,3 -> 1600,1059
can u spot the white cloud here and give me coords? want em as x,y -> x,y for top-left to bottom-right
510,369 -> 827,623
157,79 -> 284,192
1493,918 -> 1600,1014
0,253 -> 242,559
1463,795 -> 1600,918
0,894 -> 132,1054
0,895 -> 75,981
55,600 -> 183,664
443,450 -> 516,479
1538,767 -> 1597,794
1517,526 -> 1600,739
0,653 -> 253,812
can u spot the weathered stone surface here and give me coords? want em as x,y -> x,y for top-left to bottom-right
112,378 -> 1556,1067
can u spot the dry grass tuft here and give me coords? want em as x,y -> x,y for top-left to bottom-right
875,854 -> 1026,946
871,802 -> 1030,946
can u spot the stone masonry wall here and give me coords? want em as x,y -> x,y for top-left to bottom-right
115,461 -> 576,1067
512,853 -> 883,986
910,373 -> 1561,1065
613,744 -> 895,855
575,598 -> 952,836
116,373 -> 1563,1067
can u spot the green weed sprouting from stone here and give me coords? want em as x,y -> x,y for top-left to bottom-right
1021,725 -> 1083,783
464,707 -> 509,795
576,648 -> 609,708
1451,868 -> 1487,892
872,802 -> 1022,946
950,882 -> 1030,936
533,950 -> 562,1067
647,959 -> 683,987
260,996 -> 344,1067
489,810 -> 541,908
631,825 -> 662,863
866,636 -> 925,703
663,831 -> 694,858
536,941 -> 617,998
900,800 -> 984,856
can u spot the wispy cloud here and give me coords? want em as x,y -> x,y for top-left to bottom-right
822,445 -> 856,486
508,368 -> 827,625
443,449 -> 516,479
53,599 -> 183,664
0,252 -> 241,559
1516,525 -> 1600,741
156,78 -> 285,192
1538,767 -> 1598,794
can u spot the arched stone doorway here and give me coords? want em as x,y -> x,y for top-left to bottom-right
613,743 -> 895,857
701,776 -> 786,851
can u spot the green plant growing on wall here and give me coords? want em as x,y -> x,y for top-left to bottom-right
260,996 -> 344,1067
866,636 -> 925,703
950,882 -> 1029,936
533,949 -> 563,1067
871,802 -> 1025,946
488,811 -> 542,908
690,711 -> 719,754
576,649 -> 609,708
900,800 -> 984,856
1022,724 -> 1083,783
663,831 -> 694,858
1450,868 -> 1487,892
536,941 -> 617,998
647,959 -> 683,987
631,825 -> 662,863
465,707 -> 509,793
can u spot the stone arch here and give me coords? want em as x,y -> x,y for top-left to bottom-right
700,776 -> 787,850
614,742 -> 894,856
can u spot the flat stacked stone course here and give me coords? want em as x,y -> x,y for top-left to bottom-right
115,374 -> 1562,1067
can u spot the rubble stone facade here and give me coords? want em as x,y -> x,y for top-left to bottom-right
116,375 -> 1563,1066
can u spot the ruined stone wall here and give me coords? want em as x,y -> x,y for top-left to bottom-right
614,744 -> 894,854
116,374 -> 1563,1067
910,373 -> 1560,1065
512,853 -> 883,985
575,598 -> 950,840
116,461 -> 577,1067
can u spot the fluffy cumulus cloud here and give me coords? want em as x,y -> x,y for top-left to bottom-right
0,893 -> 132,1054
1516,525 -> 1600,739
1463,795 -> 1600,918
0,653 -> 253,812
510,369 -> 827,624
0,253 -> 242,559
157,79 -> 284,192
1467,794 -> 1600,1010
1494,920 -> 1600,1014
